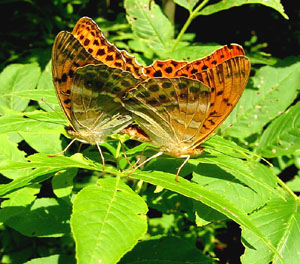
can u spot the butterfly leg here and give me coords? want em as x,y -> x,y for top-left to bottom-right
176,155 -> 190,182
126,151 -> 163,178
48,138 -> 77,157
96,142 -> 105,170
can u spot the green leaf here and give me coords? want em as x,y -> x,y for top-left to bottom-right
124,0 -> 174,54
9,89 -> 58,105
241,197 -> 300,264
199,0 -> 288,19
71,178 -> 148,264
257,101 -> 300,158
0,197 -> 72,237
202,135 -> 257,159
129,168 -> 283,260
20,132 -> 63,154
0,153 -> 102,197
37,60 -> 62,112
165,43 -> 221,61
0,111 -> 66,135
190,155 -> 279,212
0,133 -> 29,179
0,63 -> 41,114
24,255 -> 74,264
52,168 -> 77,198
2,185 -> 41,207
120,236 -> 214,263
223,60 -> 300,139
174,0 -> 199,11
287,174 -> 300,192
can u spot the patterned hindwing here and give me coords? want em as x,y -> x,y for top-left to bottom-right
194,56 -> 251,145
72,17 -> 145,78
71,64 -> 140,138
176,44 -> 246,77
124,77 -> 211,157
52,31 -> 101,123
144,60 -> 188,78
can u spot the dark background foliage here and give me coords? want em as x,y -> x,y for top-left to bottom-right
1,0 -> 299,72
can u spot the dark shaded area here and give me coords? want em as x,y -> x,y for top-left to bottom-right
0,0 -> 299,71
215,221 -> 244,264
180,0 -> 300,58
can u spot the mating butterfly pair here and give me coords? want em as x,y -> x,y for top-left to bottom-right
52,17 -> 250,171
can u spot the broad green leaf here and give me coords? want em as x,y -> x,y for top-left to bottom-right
52,168 -> 77,198
37,60 -> 62,112
165,43 -> 221,61
8,89 -> 58,105
25,255 -> 74,264
223,60 -> 300,139
2,185 -> 40,207
0,153 -> 102,197
174,0 -> 199,11
202,135 -> 257,159
0,111 -> 66,135
194,201 -> 226,226
191,155 -> 280,212
286,173 -> 300,192
120,236 -> 214,263
124,0 -> 174,54
130,169 -> 283,260
241,197 -> 300,264
145,149 -> 280,211
71,178 -> 148,264
20,132 -> 63,154
128,39 -> 154,59
0,133 -> 29,179
0,197 -> 72,237
257,101 -> 300,158
0,63 -> 41,114
199,0 -> 288,19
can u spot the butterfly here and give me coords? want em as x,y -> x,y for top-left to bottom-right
51,18 -> 143,165
123,45 -> 251,179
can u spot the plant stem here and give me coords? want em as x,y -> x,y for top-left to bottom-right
171,0 -> 211,52
115,140 -> 122,171
277,176 -> 298,200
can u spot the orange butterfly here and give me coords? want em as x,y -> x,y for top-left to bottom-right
123,45 -> 251,178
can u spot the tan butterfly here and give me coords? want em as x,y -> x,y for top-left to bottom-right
51,18 -> 143,165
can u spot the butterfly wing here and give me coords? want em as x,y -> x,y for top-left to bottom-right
145,44 -> 250,148
52,31 -> 101,124
72,17 -> 146,78
71,64 -> 140,141
124,77 -> 211,157
193,56 -> 251,145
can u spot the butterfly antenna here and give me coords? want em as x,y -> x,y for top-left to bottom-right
96,142 -> 105,170
176,155 -> 190,182
41,97 -> 65,120
49,138 -> 77,157
126,151 -> 163,178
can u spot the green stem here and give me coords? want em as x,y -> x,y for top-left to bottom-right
171,0 -> 211,52
277,177 -> 298,200
115,140 -> 122,171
